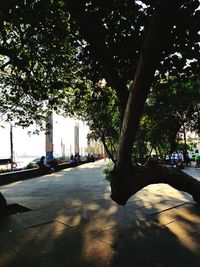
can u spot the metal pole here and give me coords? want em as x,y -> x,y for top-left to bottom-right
10,124 -> 13,169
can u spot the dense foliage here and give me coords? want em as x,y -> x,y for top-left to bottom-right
0,0 -> 199,157
0,0 -> 77,128
136,76 -> 200,158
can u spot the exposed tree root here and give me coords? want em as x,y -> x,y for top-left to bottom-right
110,161 -> 200,205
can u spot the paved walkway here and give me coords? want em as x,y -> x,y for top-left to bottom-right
1,160 -> 200,267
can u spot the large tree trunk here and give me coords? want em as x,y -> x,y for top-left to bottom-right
117,0 -> 183,169
110,0 -> 200,205
110,160 -> 200,205
169,133 -> 178,153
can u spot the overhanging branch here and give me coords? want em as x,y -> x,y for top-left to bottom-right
67,1 -> 128,113
117,0 -> 183,169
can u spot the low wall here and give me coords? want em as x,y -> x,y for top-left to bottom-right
0,160 -> 89,186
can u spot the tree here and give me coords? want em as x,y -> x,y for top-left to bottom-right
0,0 -> 200,210
67,0 -> 200,205
141,76 -> 200,155
0,0 -> 78,129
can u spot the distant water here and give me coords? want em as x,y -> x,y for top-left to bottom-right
15,157 -> 39,168
0,157 -> 38,170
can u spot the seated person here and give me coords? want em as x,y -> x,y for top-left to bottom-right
49,158 -> 59,171
37,156 -> 53,172
70,154 -> 77,166
38,156 -> 46,170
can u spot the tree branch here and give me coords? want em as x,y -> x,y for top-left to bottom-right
67,1 -> 129,113
117,0 -> 183,169
110,161 -> 200,205
101,133 -> 115,163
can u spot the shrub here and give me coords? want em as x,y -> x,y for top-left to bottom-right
0,168 -> 11,173
103,162 -> 114,181
25,162 -> 38,169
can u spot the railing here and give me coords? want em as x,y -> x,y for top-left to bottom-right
0,159 -> 12,165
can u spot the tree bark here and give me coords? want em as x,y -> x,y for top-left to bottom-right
169,133 -> 178,153
110,161 -> 200,206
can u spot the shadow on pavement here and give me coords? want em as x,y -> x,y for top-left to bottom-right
0,161 -> 200,266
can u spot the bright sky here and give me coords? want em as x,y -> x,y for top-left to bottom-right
0,114 -> 89,159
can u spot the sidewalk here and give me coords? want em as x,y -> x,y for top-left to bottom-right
0,161 -> 200,267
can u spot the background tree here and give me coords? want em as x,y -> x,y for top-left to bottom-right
64,80 -> 120,161
142,76 -> 200,155
0,0 -> 78,128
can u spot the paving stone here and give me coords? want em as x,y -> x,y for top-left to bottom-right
49,226 -> 118,267
0,245 -> 28,267
5,221 -> 71,267
0,215 -> 28,240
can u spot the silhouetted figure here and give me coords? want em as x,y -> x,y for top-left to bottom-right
183,152 -> 191,166
70,154 -> 74,162
70,154 -> 77,166
38,156 -> 46,170
195,150 -> 200,169
49,158 -> 59,171
37,156 -> 52,172
75,153 -> 81,163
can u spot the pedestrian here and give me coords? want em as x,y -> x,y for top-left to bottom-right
38,156 -> 46,170
195,150 -> 200,169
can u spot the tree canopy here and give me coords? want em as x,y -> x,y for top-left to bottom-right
0,0 -> 77,128
0,0 -> 199,136
139,76 -> 200,156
